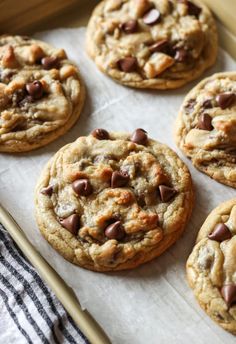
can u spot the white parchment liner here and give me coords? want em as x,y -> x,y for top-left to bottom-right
0,28 -> 236,344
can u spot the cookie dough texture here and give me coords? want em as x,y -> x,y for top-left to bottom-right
86,0 -> 217,89
35,131 -> 194,272
175,72 -> 236,188
0,35 -> 85,152
187,199 -> 236,334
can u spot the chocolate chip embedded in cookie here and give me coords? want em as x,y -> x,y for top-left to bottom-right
175,72 -> 236,188
26,80 -> 44,100
0,35 -> 85,152
60,214 -> 80,235
91,128 -> 110,140
86,0 -> 217,89
208,223 -> 232,242
221,285 -> 236,309
130,128 -> 148,145
186,199 -> 236,334
105,221 -> 125,240
35,129 -> 194,272
72,179 -> 93,196
41,56 -> 60,70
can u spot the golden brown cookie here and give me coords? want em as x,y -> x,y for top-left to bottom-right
35,129 -> 194,272
175,72 -> 236,188
0,35 -> 85,152
187,199 -> 236,334
86,0 -> 217,89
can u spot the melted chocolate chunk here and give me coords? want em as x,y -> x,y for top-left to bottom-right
18,95 -> 34,107
120,20 -> 138,34
184,99 -> 196,114
12,88 -> 27,106
149,39 -> 170,54
159,185 -> 177,202
178,0 -> 202,17
186,1 -> 202,17
174,49 -> 189,63
202,99 -> 213,109
117,57 -> 137,73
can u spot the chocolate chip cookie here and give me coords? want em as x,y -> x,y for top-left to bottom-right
86,0 -> 217,89
35,129 -> 194,272
187,199 -> 236,334
175,72 -> 236,188
0,35 -> 85,152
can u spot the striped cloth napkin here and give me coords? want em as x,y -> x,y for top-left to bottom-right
0,224 -> 89,344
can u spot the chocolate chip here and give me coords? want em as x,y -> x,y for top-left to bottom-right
208,223 -> 232,242
197,114 -> 213,131
143,9 -> 161,25
12,88 -> 27,106
177,1 -> 201,17
41,56 -> 60,70
159,185 -> 177,202
117,57 -> 137,72
60,214 -> 80,235
216,93 -> 236,110
202,99 -> 213,109
120,20 -> 138,34
26,80 -> 44,100
41,185 -> 53,196
184,99 -> 196,114
105,221 -> 125,240
174,49 -> 189,63
149,39 -> 170,54
91,128 -> 110,140
186,1 -> 202,17
130,128 -> 148,145
72,179 -> 93,196
19,95 -> 34,107
168,0 -> 174,12
111,171 -> 129,188
221,284 -> 236,308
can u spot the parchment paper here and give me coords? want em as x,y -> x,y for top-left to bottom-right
0,28 -> 236,344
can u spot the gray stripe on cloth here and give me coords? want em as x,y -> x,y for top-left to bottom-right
0,229 -> 85,343
0,223 -> 89,344
0,287 -> 34,344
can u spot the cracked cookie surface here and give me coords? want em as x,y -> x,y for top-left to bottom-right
0,35 -> 85,152
86,0 -> 217,89
187,199 -> 236,334
35,129 -> 193,272
175,72 -> 236,188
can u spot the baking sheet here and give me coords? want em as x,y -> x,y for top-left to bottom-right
0,27 -> 236,344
